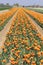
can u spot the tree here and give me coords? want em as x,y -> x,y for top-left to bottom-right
6,3 -> 10,6
13,3 -> 19,7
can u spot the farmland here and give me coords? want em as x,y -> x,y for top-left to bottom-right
0,7 -> 43,65
0,7 -> 11,10
0,4 -> 12,10
27,7 -> 43,13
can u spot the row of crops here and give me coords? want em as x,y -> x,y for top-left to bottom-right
27,7 -> 43,14
0,8 -> 18,31
31,9 -> 43,14
0,7 -> 11,10
24,8 -> 43,29
0,8 -> 43,65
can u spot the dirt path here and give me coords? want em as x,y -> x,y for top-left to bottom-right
0,10 -> 9,14
0,10 -> 18,53
24,12 -> 43,38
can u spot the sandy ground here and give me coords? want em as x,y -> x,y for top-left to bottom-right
0,10 -> 9,14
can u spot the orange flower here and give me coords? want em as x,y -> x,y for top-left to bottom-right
10,57 -> 14,61
33,43 -> 37,46
34,46 -> 40,51
37,52 -> 41,57
26,47 -> 31,50
16,50 -> 21,54
40,59 -> 43,63
11,61 -> 18,65
26,59 -> 30,64
31,52 -> 35,57
24,54 -> 30,58
41,37 -> 43,41
1,45 -> 5,49
2,59 -> 6,63
11,49 -> 14,52
41,51 -> 43,56
3,49 -> 7,53
31,61 -> 36,65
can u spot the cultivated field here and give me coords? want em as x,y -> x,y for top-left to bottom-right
27,7 -> 43,13
0,7 -> 43,65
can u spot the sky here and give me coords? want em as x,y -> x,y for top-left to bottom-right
0,0 -> 43,6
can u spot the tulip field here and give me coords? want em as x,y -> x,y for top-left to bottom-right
0,8 -> 43,65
